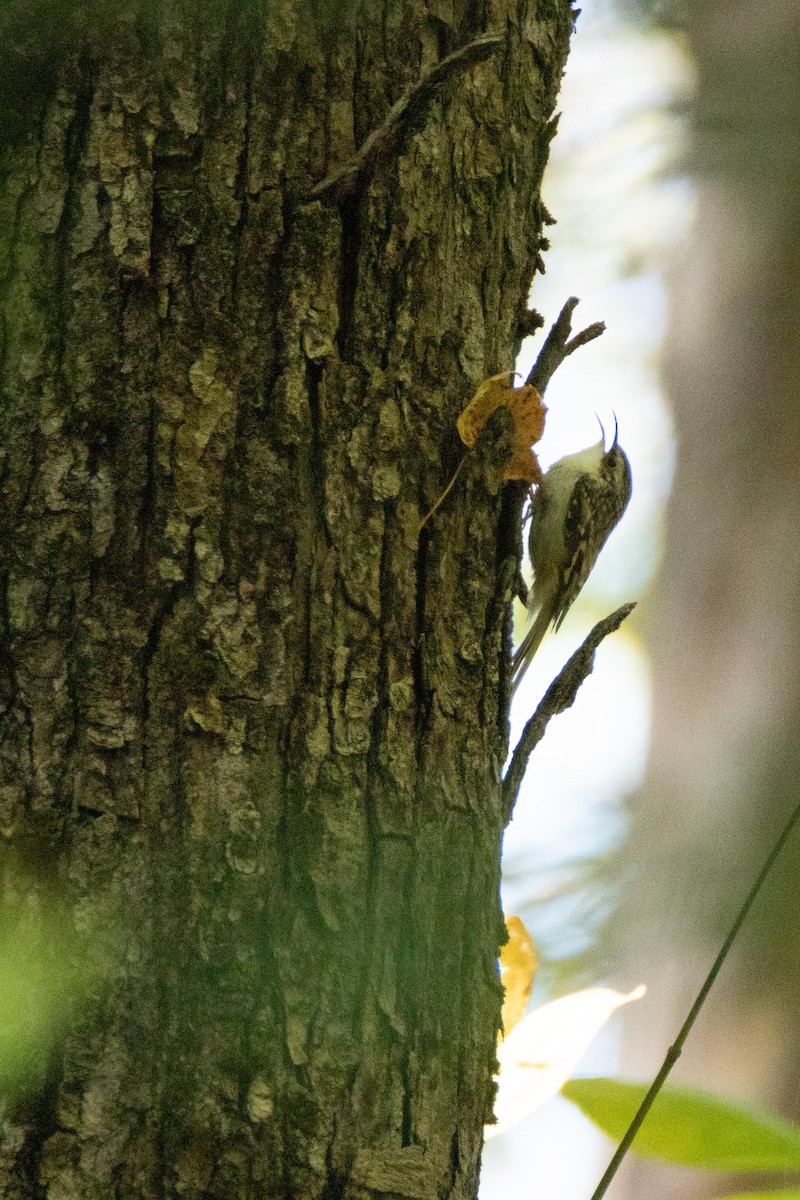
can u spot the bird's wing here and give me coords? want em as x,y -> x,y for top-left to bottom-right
551,473 -> 603,631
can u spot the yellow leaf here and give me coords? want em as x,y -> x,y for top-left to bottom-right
499,915 -> 538,1040
456,372 -> 546,484
504,384 -> 546,484
457,371 -> 516,447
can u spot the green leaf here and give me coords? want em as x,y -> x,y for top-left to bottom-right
716,1192 -> 800,1200
562,1077 -> 800,1171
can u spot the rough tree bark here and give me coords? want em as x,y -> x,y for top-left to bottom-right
0,2 -> 574,1197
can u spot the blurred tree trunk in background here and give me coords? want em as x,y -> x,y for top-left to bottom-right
618,2 -> 800,1196
0,1 -> 573,1196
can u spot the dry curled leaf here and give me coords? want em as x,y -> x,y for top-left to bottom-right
456,372 -> 546,484
457,371 -> 516,447
499,915 -> 538,1041
504,384 -> 546,484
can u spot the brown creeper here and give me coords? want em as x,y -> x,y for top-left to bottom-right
511,421 -> 632,693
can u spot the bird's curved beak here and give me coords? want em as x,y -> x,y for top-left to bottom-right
596,413 -> 621,452
595,412 -> 620,455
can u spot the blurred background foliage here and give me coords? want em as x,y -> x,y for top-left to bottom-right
618,0 -> 800,1194
490,0 -> 800,1196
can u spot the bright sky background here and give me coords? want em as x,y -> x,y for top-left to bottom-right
482,4 -> 695,1196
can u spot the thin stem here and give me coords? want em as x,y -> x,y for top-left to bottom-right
418,453 -> 468,530
311,32 -> 504,201
589,795 -> 800,1200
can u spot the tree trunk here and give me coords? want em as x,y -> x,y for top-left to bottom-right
0,2 -> 572,1197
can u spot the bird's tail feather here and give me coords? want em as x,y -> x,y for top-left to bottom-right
511,606 -> 551,698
